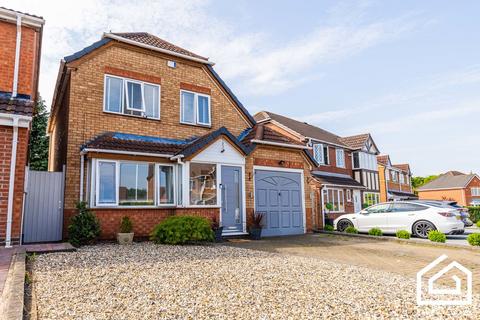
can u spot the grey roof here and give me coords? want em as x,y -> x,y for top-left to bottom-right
311,171 -> 365,188
255,111 -> 347,147
417,171 -> 478,190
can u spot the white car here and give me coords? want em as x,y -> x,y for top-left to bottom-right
333,201 -> 465,238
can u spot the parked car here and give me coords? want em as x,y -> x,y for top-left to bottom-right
411,200 -> 473,227
334,201 -> 465,238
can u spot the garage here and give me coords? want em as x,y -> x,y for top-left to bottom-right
254,169 -> 305,236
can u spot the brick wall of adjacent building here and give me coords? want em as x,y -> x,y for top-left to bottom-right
52,42 -> 253,212
418,189 -> 466,206
0,126 -> 29,244
465,176 -> 480,206
0,21 -> 40,98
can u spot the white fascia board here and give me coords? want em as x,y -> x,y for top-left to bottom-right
0,8 -> 44,28
104,33 -> 214,66
0,113 -> 31,128
81,148 -> 173,158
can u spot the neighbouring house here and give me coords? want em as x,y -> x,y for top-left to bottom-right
377,155 -> 416,201
0,7 -> 44,246
48,32 -> 318,240
254,111 -> 365,225
339,134 -> 381,208
417,171 -> 480,206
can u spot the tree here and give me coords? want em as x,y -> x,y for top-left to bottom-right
411,175 -> 439,190
28,98 -> 49,170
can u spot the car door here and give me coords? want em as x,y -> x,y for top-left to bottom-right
356,203 -> 391,232
387,203 -> 428,232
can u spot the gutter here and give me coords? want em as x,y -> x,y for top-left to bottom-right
104,33 -> 215,66
250,139 -> 311,150
0,8 -> 44,28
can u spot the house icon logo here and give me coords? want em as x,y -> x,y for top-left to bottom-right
417,254 -> 473,305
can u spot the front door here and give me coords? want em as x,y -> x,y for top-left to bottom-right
353,190 -> 362,212
221,166 -> 243,234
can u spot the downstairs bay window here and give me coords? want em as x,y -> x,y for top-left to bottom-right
93,160 -> 175,207
363,192 -> 380,207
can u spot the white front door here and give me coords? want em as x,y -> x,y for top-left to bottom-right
353,190 -> 362,213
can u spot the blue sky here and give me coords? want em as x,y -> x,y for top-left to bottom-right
5,0 -> 480,176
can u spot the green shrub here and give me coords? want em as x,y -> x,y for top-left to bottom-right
368,228 -> 383,236
150,216 -> 214,245
396,230 -> 411,239
68,202 -> 101,247
467,233 -> 480,246
345,226 -> 358,234
476,220 -> 480,228
323,224 -> 334,231
119,216 -> 133,233
427,230 -> 446,243
467,206 -> 480,223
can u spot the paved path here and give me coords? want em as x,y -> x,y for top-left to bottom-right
226,233 -> 480,291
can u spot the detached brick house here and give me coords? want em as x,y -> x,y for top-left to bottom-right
0,8 -> 44,246
254,111 -> 366,224
377,155 -> 416,201
417,171 -> 480,206
48,32 -> 318,239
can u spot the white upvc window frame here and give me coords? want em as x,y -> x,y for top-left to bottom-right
313,143 -> 324,164
95,159 -> 119,207
92,159 -> 177,208
103,74 -> 161,120
124,79 -> 146,112
180,89 -> 212,126
336,148 -> 345,168
322,188 -> 345,213
363,192 -> 380,206
187,161 -> 220,207
157,163 -> 177,206
471,187 -> 480,197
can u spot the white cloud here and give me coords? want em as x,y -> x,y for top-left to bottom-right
3,0 -> 425,107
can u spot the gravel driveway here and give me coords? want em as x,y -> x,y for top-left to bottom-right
31,243 -> 479,319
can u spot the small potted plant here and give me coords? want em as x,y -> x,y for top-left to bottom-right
249,211 -> 264,240
117,216 -> 134,245
324,202 -> 334,226
211,216 -> 223,242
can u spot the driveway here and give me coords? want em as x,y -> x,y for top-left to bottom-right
29,242 -> 479,319
226,233 -> 480,291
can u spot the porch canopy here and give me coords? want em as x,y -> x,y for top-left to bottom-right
311,171 -> 365,189
388,190 -> 418,200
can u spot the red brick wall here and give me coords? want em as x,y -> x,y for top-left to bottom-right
0,21 -> 40,97
64,207 -> 220,240
0,126 -> 29,244
466,176 -> 480,206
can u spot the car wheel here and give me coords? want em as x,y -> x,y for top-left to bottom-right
337,219 -> 353,232
412,220 -> 436,238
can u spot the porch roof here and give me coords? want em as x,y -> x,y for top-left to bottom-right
80,127 -> 251,158
311,171 -> 365,189
0,95 -> 34,116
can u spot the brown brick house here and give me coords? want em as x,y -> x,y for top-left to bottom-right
0,8 -> 44,246
417,171 -> 480,206
254,111 -> 366,226
377,155 -> 416,202
48,32 -> 317,239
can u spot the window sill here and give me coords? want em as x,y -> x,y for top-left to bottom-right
103,110 -> 161,121
92,205 -> 176,210
179,121 -> 211,129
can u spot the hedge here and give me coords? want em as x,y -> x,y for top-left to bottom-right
467,206 -> 480,223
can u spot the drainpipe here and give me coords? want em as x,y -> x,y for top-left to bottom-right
79,153 -> 85,202
5,118 -> 19,247
320,185 -> 325,228
12,14 -> 22,98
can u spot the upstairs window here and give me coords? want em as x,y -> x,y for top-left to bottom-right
313,143 -> 329,165
336,149 -> 345,168
471,187 -> 480,196
104,75 -> 160,119
181,90 -> 211,126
